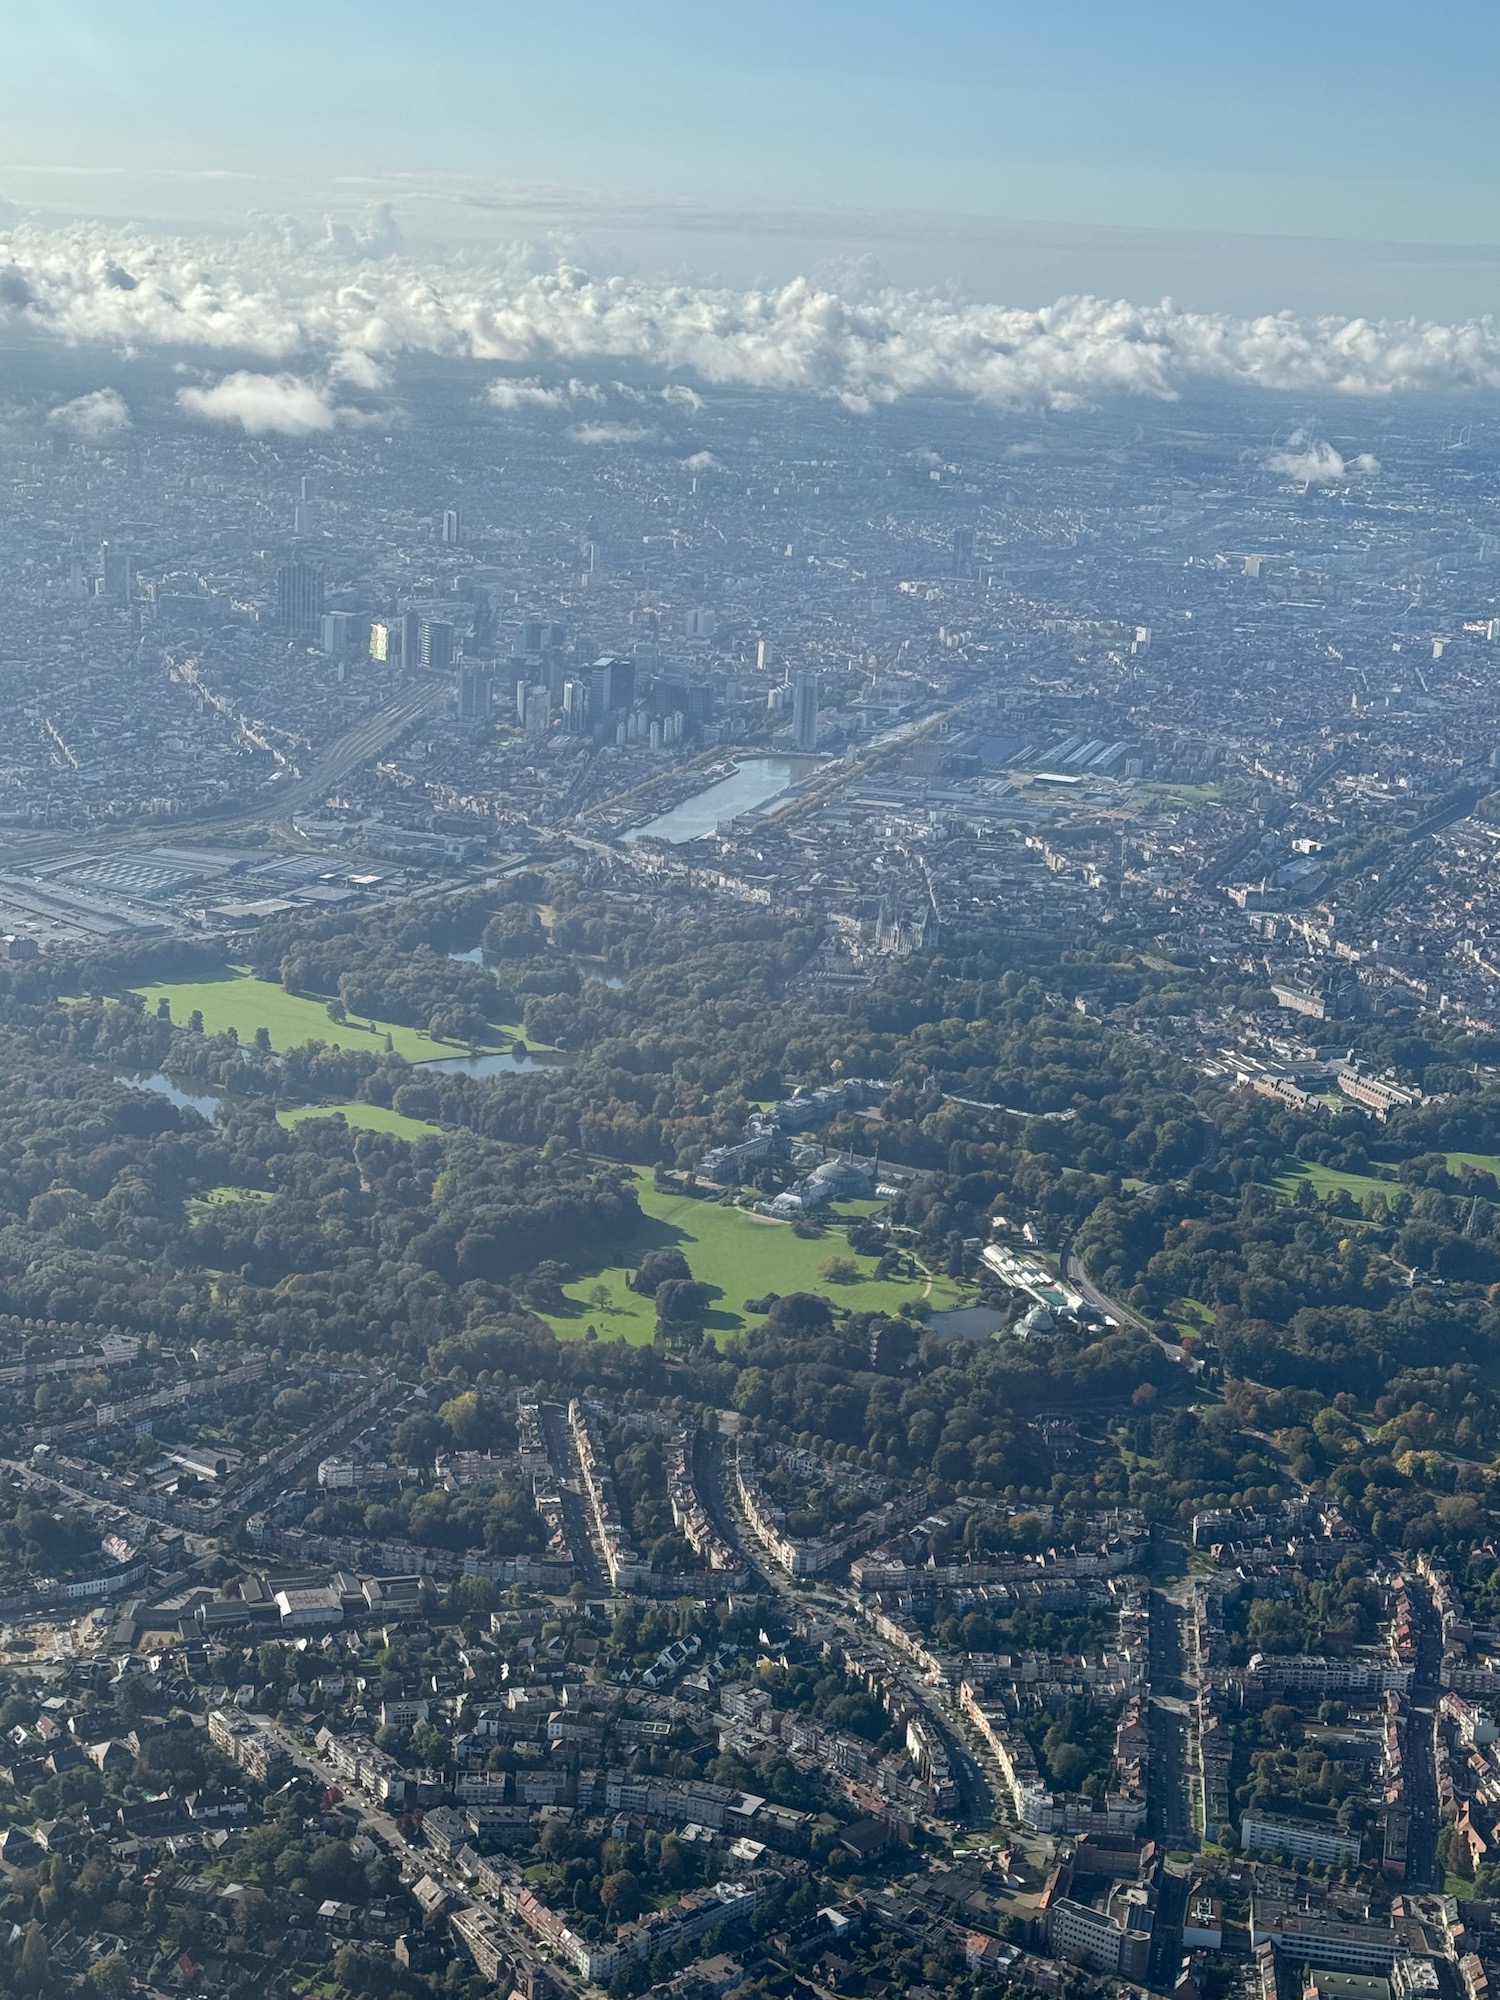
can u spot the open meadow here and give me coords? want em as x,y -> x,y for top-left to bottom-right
133,965 -> 509,1062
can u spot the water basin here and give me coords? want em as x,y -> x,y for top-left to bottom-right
623,756 -> 816,845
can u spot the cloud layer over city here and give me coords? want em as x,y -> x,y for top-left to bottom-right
7,212 -> 1500,414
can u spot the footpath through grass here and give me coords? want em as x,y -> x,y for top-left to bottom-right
132,966 -> 513,1063
542,1171 -> 968,1346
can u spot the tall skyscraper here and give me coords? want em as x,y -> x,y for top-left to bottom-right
369,620 -> 395,663
99,544 -> 135,605
441,507 -> 462,546
952,526 -> 975,577
562,679 -> 590,731
276,561 -> 324,634
456,667 -> 492,723
522,685 -> 551,737
588,653 -> 635,715
419,620 -> 455,672
400,609 -> 421,671
320,611 -> 362,656
791,671 -> 819,753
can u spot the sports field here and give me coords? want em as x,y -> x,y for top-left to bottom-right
542,1171 -> 967,1345
132,966 -> 510,1062
277,1100 -> 441,1139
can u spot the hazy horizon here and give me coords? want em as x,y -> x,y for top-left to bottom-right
7,0 -> 1500,335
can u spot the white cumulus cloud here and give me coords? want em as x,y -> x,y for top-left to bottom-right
1265,431 -> 1382,484
4,216 -> 1500,411
486,375 -> 611,410
571,420 -> 656,445
328,347 -> 391,392
682,449 -> 722,471
48,387 -> 131,438
486,376 -> 567,410
177,371 -> 352,436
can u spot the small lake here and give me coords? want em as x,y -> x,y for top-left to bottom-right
579,957 -> 624,989
423,1049 -> 566,1078
448,947 -> 485,965
624,756 -> 815,845
117,1072 -> 222,1122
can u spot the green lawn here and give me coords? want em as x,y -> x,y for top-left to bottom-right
277,1101 -> 441,1139
1271,1160 -> 1396,1207
132,966 -> 508,1063
187,1185 -> 275,1217
1168,1296 -> 1214,1330
1271,1154 -> 1500,1209
542,1172 -> 968,1346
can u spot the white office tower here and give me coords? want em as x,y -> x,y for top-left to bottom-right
791,671 -> 819,752
562,679 -> 590,732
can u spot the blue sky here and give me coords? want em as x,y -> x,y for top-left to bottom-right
2,0 -> 1500,324
4,2 -> 1500,316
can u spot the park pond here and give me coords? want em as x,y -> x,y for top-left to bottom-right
423,1048 -> 566,1078
452,944 -> 620,988
117,1071 -> 222,1122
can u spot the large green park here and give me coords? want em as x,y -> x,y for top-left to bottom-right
124,974 -> 968,1339
541,1171 -> 969,1346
